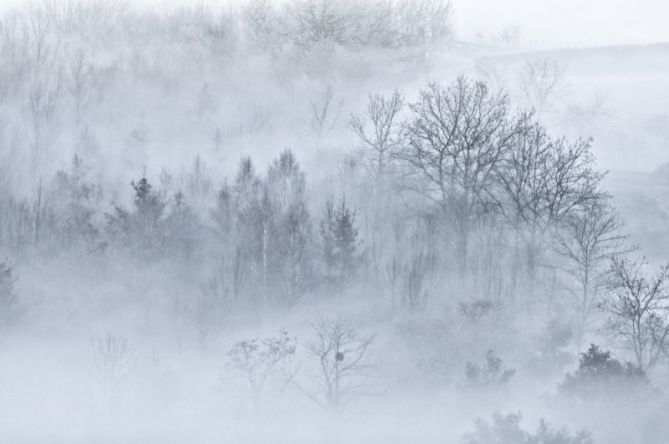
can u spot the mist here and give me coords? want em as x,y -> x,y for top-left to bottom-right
453,0 -> 669,48
0,1 -> 668,443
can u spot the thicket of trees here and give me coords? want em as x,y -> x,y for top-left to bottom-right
246,0 -> 453,53
1,74 -> 663,360
0,0 -> 456,203
2,75 -> 666,427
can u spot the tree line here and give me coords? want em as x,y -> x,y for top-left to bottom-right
1,75 -> 668,375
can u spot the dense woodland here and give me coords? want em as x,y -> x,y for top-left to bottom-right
0,1 -> 667,443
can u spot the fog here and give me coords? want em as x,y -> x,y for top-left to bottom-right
454,0 -> 669,48
0,1 -> 668,443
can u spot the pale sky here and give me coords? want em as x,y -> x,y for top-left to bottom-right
453,0 -> 669,48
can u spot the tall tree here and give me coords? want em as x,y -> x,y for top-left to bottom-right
320,197 -> 360,286
51,155 -> 102,253
602,257 -> 669,372
350,90 -> 404,180
266,150 -> 313,303
402,77 -> 514,276
106,175 -> 167,259
495,113 -> 605,282
553,200 -> 630,347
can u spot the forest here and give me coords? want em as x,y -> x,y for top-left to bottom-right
0,0 -> 668,442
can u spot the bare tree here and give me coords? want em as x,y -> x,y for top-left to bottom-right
402,77 -> 514,276
23,2 -> 63,171
517,58 -> 565,115
396,0 -> 453,54
602,257 -> 669,372
553,200 -> 630,347
281,0 -> 354,50
26,2 -> 57,70
207,182 -> 250,310
67,49 -> 95,130
226,331 -> 297,400
260,0 -> 452,54
499,113 -> 604,232
307,83 -> 341,137
402,250 -> 436,312
28,74 -> 62,169
349,90 -> 404,179
243,0 -> 279,51
304,318 -> 375,409
495,113 -> 605,280
349,91 -> 404,286
0,12 -> 30,102
495,113 -> 552,236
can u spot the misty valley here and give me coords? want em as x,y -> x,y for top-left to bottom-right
0,1 -> 668,443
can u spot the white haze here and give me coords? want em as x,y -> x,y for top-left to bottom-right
454,0 -> 669,48
81,0 -> 669,47
0,1 -> 667,443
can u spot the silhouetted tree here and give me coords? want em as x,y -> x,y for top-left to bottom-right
106,175 -> 167,258
350,90 -> 404,179
304,318 -> 375,409
553,200 -> 629,347
559,344 -> 649,399
320,197 -> 360,286
226,331 -> 297,400
602,257 -> 669,372
495,112 -> 604,282
402,77 -> 514,277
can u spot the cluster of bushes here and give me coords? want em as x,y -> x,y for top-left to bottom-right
458,342 -> 655,443
462,412 -> 592,444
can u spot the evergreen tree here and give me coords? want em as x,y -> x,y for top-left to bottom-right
332,199 -> 359,279
559,344 -> 649,400
320,197 -> 360,286
106,175 -> 166,258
